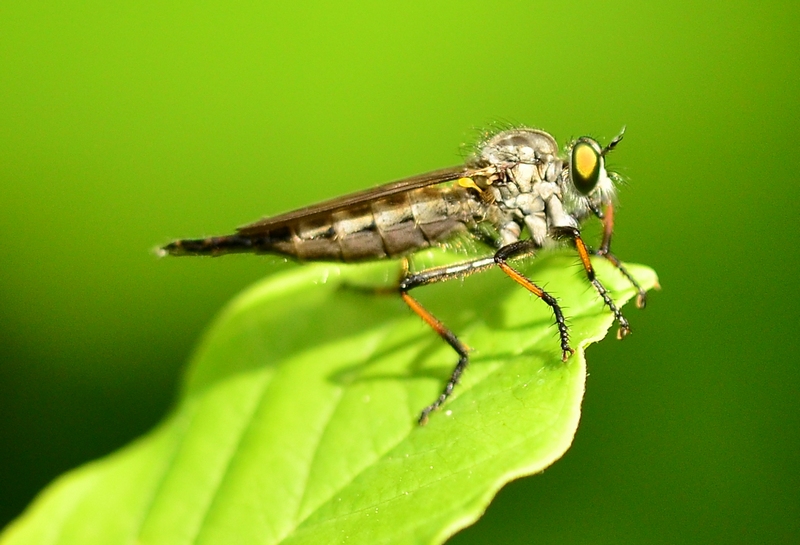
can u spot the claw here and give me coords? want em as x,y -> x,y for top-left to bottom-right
418,411 -> 431,426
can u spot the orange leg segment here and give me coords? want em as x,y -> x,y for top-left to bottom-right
595,203 -> 648,308
400,292 -> 470,425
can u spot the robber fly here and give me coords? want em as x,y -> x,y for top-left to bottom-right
160,127 -> 646,424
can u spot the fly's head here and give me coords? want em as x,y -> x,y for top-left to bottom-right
561,129 -> 625,221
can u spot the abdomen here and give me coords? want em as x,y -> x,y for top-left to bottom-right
162,186 -> 475,262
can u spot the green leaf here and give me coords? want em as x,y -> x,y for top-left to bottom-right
1,251 -> 657,545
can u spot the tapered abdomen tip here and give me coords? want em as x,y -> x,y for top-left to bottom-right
157,235 -> 257,257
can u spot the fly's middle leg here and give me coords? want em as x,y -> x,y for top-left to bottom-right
493,240 -> 574,362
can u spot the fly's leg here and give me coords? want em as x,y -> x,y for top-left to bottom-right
402,292 -> 469,426
594,203 -> 647,308
595,251 -> 647,309
552,226 -> 632,339
494,240 -> 574,361
402,244 -> 578,424
399,257 -> 496,425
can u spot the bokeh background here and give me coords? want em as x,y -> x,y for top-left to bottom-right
1,1 -> 798,543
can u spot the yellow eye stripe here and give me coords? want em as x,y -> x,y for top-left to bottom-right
574,143 -> 599,179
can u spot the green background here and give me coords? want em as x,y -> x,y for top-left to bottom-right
1,1 -> 797,543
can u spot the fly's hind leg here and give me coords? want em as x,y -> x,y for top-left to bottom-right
402,292 -> 469,425
399,256 -> 496,425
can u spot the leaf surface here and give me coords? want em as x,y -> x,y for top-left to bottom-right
1,252 -> 658,545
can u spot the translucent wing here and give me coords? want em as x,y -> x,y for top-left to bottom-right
236,166 -> 474,235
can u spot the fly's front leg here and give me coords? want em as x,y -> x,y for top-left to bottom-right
400,257 -> 496,425
552,226 -> 632,339
493,240 -> 574,361
594,203 -> 647,308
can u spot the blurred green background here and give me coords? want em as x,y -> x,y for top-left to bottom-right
1,1 -> 797,543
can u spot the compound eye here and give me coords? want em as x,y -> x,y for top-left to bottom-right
570,139 -> 602,195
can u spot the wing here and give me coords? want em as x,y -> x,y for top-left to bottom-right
236,165 -> 475,235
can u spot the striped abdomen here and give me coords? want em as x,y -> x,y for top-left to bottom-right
163,185 -> 478,262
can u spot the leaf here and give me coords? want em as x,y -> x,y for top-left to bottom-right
1,251 -> 658,545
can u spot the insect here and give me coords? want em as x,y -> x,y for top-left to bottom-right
160,127 -> 647,424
